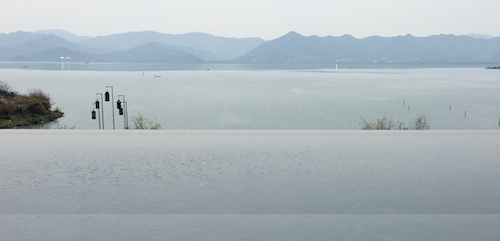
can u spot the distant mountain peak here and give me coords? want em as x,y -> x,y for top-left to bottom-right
338,34 -> 356,39
285,31 -> 302,36
35,29 -> 90,42
281,31 -> 305,38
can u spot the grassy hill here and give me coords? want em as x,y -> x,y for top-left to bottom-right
0,82 -> 63,128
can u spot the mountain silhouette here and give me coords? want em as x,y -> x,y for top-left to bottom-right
237,31 -> 500,64
2,30 -> 499,66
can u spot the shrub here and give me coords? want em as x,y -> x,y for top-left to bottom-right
0,81 -> 16,97
131,113 -> 162,130
361,115 -> 429,130
361,117 -> 394,130
410,114 -> 429,130
27,100 -> 49,115
0,98 -> 10,116
27,89 -> 52,110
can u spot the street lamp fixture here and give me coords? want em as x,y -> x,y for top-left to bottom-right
96,93 -> 104,129
118,95 -> 129,129
91,87 -> 128,130
91,103 -> 101,129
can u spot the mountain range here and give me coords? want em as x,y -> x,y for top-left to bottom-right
1,30 -> 499,66
0,30 -> 264,63
238,32 -> 500,64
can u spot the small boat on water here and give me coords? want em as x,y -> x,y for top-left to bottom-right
486,66 -> 500,69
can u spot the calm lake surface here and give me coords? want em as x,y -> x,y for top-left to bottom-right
2,66 -> 500,240
1,130 -> 500,240
1,67 -> 499,129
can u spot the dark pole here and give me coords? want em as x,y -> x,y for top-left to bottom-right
92,103 -> 101,129
106,86 -> 115,129
96,93 -> 104,129
124,101 -> 129,129
118,94 -> 129,129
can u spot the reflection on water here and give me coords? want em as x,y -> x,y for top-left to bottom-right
1,130 -> 500,240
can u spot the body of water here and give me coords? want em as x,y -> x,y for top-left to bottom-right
1,130 -> 500,240
2,65 -> 500,240
1,67 -> 499,129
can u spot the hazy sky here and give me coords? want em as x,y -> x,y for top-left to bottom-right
1,0 -> 499,39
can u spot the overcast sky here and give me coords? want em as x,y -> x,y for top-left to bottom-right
1,0 -> 499,39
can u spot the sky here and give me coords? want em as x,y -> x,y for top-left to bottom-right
1,0 -> 499,40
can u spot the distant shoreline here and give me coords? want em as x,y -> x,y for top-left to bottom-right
0,61 -> 494,71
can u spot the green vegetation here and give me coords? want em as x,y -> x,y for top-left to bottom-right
0,81 -> 63,128
131,113 -> 162,130
361,114 -> 429,130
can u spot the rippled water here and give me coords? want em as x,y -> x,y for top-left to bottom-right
1,130 -> 500,240
3,130 -> 500,213
1,68 -> 500,129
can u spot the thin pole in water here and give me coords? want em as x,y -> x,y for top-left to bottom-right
464,110 -> 467,119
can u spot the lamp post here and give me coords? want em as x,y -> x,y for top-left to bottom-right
105,86 -> 115,129
92,87 -> 128,130
91,103 -> 100,129
96,93 -> 104,129
118,94 -> 129,129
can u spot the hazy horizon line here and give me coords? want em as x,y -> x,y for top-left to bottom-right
2,29 -> 499,40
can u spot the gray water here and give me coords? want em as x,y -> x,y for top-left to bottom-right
2,67 -> 500,240
1,130 -> 500,240
1,68 -> 500,129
